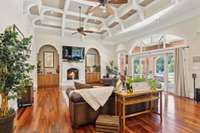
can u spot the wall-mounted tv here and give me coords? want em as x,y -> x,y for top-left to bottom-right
62,46 -> 85,61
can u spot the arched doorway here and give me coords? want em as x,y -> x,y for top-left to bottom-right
37,45 -> 59,88
85,48 -> 101,84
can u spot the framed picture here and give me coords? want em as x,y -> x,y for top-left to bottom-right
13,24 -> 24,40
87,54 -> 96,67
43,51 -> 54,68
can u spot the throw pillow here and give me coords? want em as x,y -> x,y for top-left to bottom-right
74,82 -> 93,89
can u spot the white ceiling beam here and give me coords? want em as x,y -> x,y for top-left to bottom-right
40,6 -> 103,21
67,10 -> 103,21
102,21 -> 112,37
62,0 -> 71,36
33,14 -> 97,28
71,0 -> 99,7
132,0 -> 144,20
111,7 -> 125,31
83,6 -> 96,26
171,0 -> 179,4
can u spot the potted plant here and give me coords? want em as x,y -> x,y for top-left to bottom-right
0,26 -> 34,133
147,79 -> 157,91
126,77 -> 134,93
106,61 -> 118,78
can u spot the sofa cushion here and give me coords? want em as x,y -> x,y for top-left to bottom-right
74,82 -> 93,89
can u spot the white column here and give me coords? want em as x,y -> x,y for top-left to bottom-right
164,54 -> 168,91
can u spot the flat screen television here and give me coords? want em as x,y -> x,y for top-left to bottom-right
62,46 -> 85,61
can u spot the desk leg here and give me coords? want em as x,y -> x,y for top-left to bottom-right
122,97 -> 125,131
115,94 -> 118,115
160,92 -> 163,122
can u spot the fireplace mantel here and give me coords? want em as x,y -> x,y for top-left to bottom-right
61,61 -> 85,87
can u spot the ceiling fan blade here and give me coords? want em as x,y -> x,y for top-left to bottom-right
88,4 -> 101,14
109,0 -> 128,4
106,4 -> 114,15
66,27 -> 77,31
80,32 -> 87,36
72,32 -> 78,35
84,30 -> 95,33
84,30 -> 102,34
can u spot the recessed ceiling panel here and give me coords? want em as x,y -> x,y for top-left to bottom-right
68,1 -> 90,13
139,0 -> 155,7
30,5 -> 39,15
42,0 -> 65,9
66,15 -> 85,21
87,19 -> 102,24
108,21 -> 119,28
120,9 -> 137,20
35,20 -> 62,29
92,7 -> 110,18
44,11 -> 63,18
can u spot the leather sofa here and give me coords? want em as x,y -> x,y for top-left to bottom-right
66,87 -> 149,128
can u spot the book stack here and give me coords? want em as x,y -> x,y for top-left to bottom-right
96,115 -> 120,133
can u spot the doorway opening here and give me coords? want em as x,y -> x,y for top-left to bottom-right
37,45 -> 59,88
85,48 -> 101,84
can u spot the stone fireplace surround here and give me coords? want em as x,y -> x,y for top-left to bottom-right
61,61 -> 85,86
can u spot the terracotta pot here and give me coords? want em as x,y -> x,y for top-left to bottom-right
0,109 -> 15,133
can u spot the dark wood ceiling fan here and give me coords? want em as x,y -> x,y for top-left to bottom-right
87,0 -> 128,15
72,6 -> 101,36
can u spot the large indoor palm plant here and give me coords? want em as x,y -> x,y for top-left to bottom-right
0,26 -> 34,133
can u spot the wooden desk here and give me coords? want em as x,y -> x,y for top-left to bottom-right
115,89 -> 163,131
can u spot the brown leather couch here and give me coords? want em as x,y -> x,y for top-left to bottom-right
66,87 -> 149,128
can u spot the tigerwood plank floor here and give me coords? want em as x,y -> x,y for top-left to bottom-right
14,87 -> 200,133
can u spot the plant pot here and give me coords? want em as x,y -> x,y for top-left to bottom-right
0,109 -> 15,133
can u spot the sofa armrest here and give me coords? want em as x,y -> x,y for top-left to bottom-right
66,87 -> 76,96
69,92 -> 85,102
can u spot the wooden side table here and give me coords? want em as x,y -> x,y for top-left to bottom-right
115,89 -> 163,131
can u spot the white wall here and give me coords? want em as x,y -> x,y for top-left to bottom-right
33,28 -> 115,88
116,15 -> 200,98
0,0 -> 34,110
0,0 -> 33,35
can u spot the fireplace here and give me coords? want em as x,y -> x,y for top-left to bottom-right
67,68 -> 79,80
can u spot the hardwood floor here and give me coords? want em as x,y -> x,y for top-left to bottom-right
14,87 -> 200,133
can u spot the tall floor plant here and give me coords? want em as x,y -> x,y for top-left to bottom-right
0,26 -> 34,118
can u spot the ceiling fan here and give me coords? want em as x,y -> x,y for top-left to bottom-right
87,0 -> 128,15
71,6 -> 101,36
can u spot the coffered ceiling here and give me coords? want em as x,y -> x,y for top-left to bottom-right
24,0 -> 178,38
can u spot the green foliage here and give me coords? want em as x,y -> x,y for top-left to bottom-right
133,59 -> 143,74
0,26 -> 34,100
168,54 -> 174,73
133,76 -> 146,82
126,76 -> 146,84
126,76 -> 134,84
147,79 -> 157,90
156,57 -> 164,74
106,61 -> 118,75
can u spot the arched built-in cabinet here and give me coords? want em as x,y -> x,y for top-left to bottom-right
37,45 -> 59,88
85,48 -> 101,84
